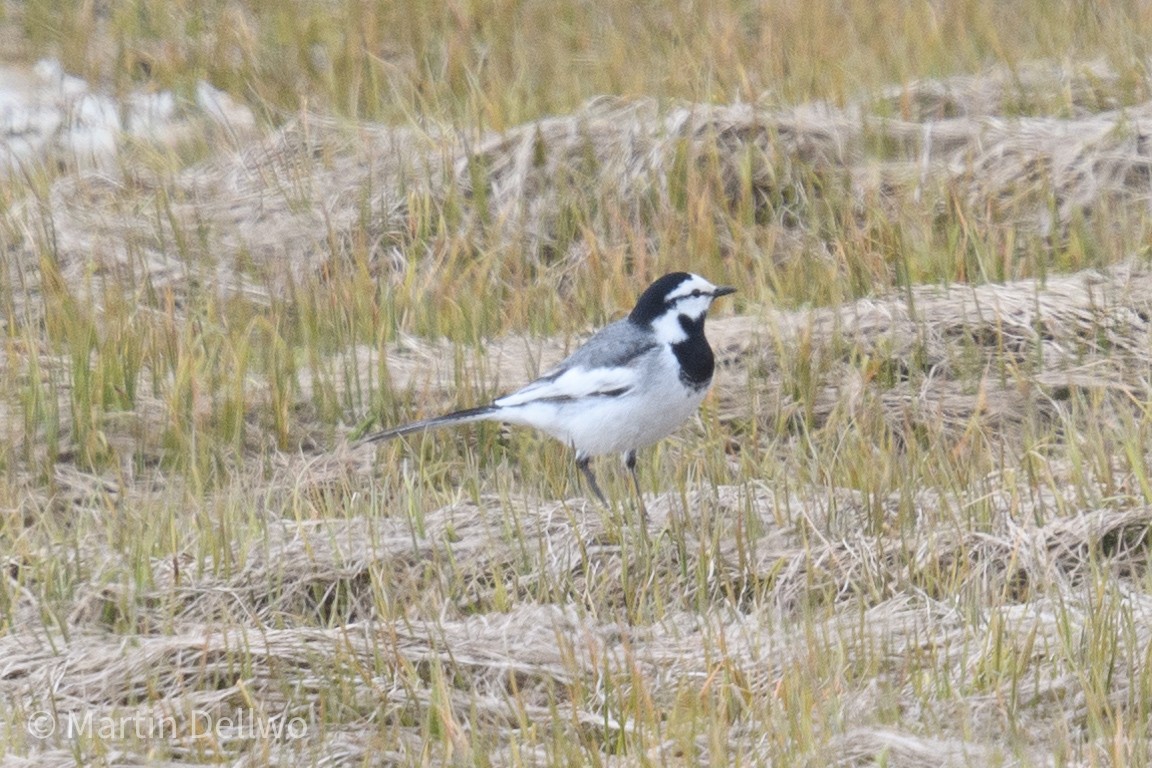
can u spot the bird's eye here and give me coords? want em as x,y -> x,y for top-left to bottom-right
691,289 -> 703,297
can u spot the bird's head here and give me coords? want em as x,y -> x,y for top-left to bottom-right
629,272 -> 736,343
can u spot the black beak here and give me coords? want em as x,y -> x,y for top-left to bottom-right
713,286 -> 737,298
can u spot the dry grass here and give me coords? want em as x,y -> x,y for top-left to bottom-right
5,3 -> 1152,766
12,58 -> 1152,328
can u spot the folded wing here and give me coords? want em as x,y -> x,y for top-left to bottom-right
496,364 -> 636,406
496,318 -> 657,407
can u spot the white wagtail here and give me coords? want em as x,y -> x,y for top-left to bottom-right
363,272 -> 735,510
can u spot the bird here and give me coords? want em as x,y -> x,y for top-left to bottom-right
362,272 -> 735,514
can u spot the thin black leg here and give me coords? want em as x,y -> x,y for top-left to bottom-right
576,454 -> 608,506
624,450 -> 649,523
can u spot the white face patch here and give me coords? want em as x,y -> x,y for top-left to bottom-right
651,308 -> 690,344
641,272 -> 731,343
664,274 -> 719,303
646,274 -> 717,343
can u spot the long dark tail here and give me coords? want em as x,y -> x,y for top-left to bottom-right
359,405 -> 501,445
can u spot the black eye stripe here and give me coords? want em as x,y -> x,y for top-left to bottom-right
668,288 -> 707,304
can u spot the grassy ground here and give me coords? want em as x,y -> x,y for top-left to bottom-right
3,1 -> 1152,766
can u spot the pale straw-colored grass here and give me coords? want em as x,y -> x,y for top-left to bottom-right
4,55 -> 1152,767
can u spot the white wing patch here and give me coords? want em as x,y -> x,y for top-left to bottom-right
495,365 -> 637,407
